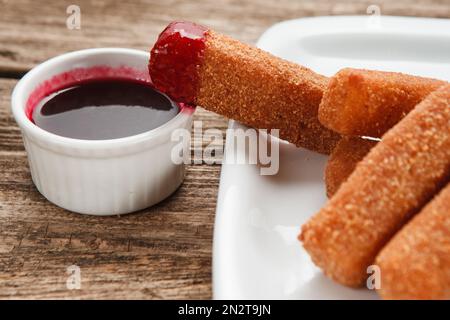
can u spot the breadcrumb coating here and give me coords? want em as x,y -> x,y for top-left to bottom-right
196,31 -> 341,154
150,22 -> 341,154
376,182 -> 450,300
300,84 -> 450,287
325,137 -> 377,198
318,68 -> 446,138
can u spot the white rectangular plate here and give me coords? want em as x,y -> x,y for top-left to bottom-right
212,16 -> 450,300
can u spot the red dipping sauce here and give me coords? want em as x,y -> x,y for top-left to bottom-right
149,21 -> 208,104
27,66 -> 184,140
32,79 -> 179,140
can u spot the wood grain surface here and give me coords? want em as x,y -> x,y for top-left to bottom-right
0,0 -> 448,299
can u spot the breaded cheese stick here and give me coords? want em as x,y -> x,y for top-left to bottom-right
376,182 -> 450,300
300,84 -> 450,287
318,68 -> 446,137
149,21 -> 341,154
325,137 -> 377,198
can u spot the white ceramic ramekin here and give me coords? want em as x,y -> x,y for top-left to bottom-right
11,48 -> 194,215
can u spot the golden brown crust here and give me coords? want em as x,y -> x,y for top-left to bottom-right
318,68 -> 446,138
300,84 -> 450,287
376,183 -> 450,300
325,137 -> 377,198
196,31 -> 341,155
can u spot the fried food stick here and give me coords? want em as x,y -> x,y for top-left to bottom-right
375,182 -> 450,300
300,84 -> 450,287
149,21 -> 341,154
325,137 -> 377,198
318,68 -> 446,137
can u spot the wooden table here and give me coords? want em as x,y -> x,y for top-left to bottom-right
0,0 -> 448,299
